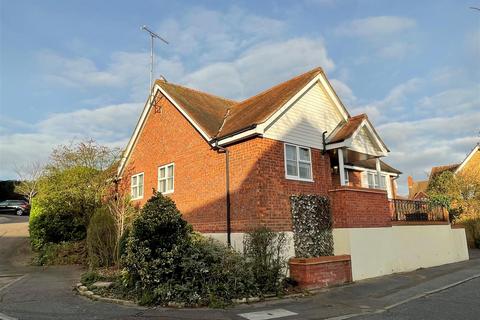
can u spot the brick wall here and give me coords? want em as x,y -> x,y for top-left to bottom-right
289,255 -> 352,289
329,186 -> 392,228
254,138 -> 332,231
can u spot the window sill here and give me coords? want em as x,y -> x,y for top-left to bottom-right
130,196 -> 143,201
285,176 -> 314,183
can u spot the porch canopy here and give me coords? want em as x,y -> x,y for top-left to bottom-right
325,114 -> 390,186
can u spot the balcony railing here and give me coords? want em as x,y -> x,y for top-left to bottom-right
391,199 -> 448,222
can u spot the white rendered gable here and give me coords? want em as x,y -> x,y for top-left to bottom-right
350,127 -> 382,155
263,82 -> 344,149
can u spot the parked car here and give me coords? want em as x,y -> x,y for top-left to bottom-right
0,200 -> 30,216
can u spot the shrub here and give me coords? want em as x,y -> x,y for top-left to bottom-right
122,193 -> 256,306
87,207 -> 117,268
34,241 -> 86,266
243,226 -> 288,294
459,214 -> 480,248
29,199 -> 86,250
290,195 -> 333,257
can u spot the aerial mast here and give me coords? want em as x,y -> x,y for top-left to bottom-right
141,25 -> 168,91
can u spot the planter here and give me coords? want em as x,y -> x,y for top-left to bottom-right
289,255 -> 352,289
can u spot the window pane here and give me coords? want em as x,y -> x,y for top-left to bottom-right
138,184 -> 143,197
286,145 -> 297,160
299,162 -> 311,179
139,174 -> 144,187
286,160 -> 298,176
367,173 -> 374,188
132,176 -> 137,186
344,169 -> 349,184
167,178 -> 174,191
299,148 -> 310,162
374,174 -> 379,188
380,175 -> 387,189
159,180 -> 166,193
159,167 -> 166,179
167,165 -> 174,178
131,186 -> 137,198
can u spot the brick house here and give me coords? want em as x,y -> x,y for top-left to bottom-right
408,144 -> 480,200
118,67 -> 468,281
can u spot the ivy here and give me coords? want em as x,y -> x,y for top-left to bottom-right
290,195 -> 333,258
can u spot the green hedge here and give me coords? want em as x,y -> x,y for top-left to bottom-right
29,198 -> 86,250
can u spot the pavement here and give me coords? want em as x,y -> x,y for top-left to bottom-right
1,213 -> 480,320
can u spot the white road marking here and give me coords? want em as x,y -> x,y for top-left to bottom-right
238,308 -> 298,320
0,312 -> 18,320
0,274 -> 27,292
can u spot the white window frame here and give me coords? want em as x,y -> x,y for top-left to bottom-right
284,143 -> 314,182
344,169 -> 350,185
366,171 -> 387,190
158,163 -> 174,194
131,172 -> 144,200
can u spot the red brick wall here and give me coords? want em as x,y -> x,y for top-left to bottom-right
122,92 -> 230,231
289,255 -> 352,289
254,138 -> 332,231
329,186 -> 392,228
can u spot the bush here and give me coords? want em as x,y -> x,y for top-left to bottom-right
87,207 -> 117,268
459,215 -> 480,248
243,227 -> 288,294
29,199 -> 86,250
34,241 -> 86,266
122,193 -> 257,306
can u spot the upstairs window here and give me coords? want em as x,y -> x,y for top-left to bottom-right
158,163 -> 174,194
284,144 -> 313,181
131,173 -> 144,199
344,169 -> 350,185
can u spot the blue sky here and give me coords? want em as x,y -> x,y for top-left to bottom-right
1,0 -> 479,194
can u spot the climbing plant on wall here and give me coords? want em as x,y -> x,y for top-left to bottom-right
290,195 -> 333,258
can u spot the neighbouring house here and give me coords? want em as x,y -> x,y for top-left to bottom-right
408,144 -> 480,200
118,67 -> 468,282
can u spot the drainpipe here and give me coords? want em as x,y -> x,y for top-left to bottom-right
213,140 -> 231,247
322,131 -> 328,155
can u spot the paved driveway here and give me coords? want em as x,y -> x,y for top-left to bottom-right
1,214 -> 479,320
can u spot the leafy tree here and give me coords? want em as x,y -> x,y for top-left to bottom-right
427,167 -> 480,218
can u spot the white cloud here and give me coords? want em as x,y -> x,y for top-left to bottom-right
183,38 -> 335,99
330,79 -> 357,106
351,78 -> 422,122
417,85 -> 480,116
37,50 -> 185,99
378,113 -> 480,195
335,16 -> 416,38
0,103 -> 142,179
158,7 -> 286,63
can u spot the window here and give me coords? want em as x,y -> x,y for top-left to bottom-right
344,169 -> 349,185
367,172 -> 387,190
131,173 -> 144,199
158,163 -> 174,194
284,144 -> 313,181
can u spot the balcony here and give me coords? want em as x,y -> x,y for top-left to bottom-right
390,199 -> 448,224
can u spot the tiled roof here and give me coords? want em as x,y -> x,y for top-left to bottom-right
156,67 -> 324,139
408,180 -> 429,199
328,114 -> 367,143
155,80 -> 236,137
429,164 -> 459,180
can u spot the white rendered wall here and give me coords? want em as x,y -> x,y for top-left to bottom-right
333,225 -> 469,281
204,232 -> 296,258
